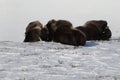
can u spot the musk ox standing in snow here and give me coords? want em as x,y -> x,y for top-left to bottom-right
76,20 -> 112,40
43,19 -> 86,46
24,21 -> 43,42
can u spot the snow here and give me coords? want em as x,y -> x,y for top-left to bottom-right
0,40 -> 120,80
0,0 -> 120,79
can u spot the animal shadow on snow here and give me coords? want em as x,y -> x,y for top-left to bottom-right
110,38 -> 120,42
85,41 -> 99,47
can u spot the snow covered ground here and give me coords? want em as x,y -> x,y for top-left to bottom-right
0,40 -> 120,80
0,0 -> 120,79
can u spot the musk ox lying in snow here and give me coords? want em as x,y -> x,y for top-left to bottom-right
53,26 -> 86,46
24,21 -> 43,42
42,19 -> 86,46
23,19 -> 111,46
76,20 -> 112,40
42,19 -> 73,41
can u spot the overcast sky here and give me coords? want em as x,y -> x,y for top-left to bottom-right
0,0 -> 120,42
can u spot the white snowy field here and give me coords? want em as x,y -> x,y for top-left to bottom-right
0,0 -> 120,80
0,40 -> 120,80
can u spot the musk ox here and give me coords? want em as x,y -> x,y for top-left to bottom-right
24,21 -> 43,42
76,20 -> 112,40
41,19 -> 73,41
43,19 -> 86,46
53,27 -> 86,46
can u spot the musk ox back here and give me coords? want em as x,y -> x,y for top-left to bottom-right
76,20 -> 112,40
24,21 -> 43,42
53,27 -> 86,46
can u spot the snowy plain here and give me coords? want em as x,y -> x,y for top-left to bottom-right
0,39 -> 120,80
0,0 -> 120,80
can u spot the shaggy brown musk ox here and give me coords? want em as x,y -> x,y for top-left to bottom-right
76,20 -> 112,40
41,19 -> 73,42
24,21 -> 43,42
53,26 -> 86,46
43,19 -> 86,46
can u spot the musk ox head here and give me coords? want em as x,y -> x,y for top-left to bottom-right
24,21 -> 43,42
101,27 -> 112,40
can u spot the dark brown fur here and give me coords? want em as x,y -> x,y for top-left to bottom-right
53,27 -> 86,46
43,19 -> 73,41
24,21 -> 43,42
76,20 -> 112,40
43,19 -> 86,46
39,27 -> 50,41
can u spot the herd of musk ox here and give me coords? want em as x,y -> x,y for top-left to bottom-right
24,19 -> 112,46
